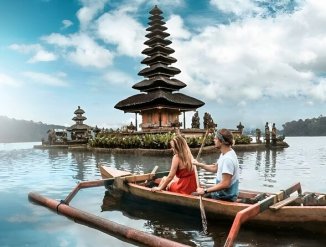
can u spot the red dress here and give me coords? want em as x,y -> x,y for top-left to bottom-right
167,168 -> 197,195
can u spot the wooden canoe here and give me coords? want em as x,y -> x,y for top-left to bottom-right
100,165 -> 326,235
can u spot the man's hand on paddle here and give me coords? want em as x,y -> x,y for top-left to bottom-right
196,187 -> 205,195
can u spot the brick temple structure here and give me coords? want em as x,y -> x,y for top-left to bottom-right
115,6 -> 204,131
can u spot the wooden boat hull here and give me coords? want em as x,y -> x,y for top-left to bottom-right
100,166 -> 326,234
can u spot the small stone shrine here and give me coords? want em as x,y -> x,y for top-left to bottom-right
67,106 -> 92,141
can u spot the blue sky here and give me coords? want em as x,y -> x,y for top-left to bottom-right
1,0 -> 326,131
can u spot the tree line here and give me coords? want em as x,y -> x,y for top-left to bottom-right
282,115 -> 326,136
0,116 -> 65,143
2,114 -> 325,142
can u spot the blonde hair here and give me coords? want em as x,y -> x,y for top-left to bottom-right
170,135 -> 193,171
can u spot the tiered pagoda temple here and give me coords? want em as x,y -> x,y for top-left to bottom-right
67,106 -> 92,141
115,5 -> 204,131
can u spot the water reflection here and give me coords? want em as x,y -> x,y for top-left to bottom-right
96,153 -> 171,174
41,145 -> 321,193
70,151 -> 92,180
47,148 -> 68,160
100,184 -> 326,247
256,150 -> 263,168
1,138 -> 326,247
262,150 -> 277,187
101,190 -> 219,246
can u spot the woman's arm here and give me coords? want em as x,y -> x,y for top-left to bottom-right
154,155 -> 179,191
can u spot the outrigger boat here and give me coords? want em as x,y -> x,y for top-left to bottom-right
100,164 -> 326,242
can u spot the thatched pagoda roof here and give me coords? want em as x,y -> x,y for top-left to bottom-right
138,63 -> 181,77
72,116 -> 87,121
133,76 -> 186,92
67,123 -> 91,131
145,29 -> 169,39
141,54 -> 177,65
74,106 -> 85,114
142,45 -> 175,56
115,5 -> 204,114
115,90 -> 204,113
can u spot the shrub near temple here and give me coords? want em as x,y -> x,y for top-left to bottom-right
89,132 -> 215,149
234,135 -> 252,144
89,133 -> 174,149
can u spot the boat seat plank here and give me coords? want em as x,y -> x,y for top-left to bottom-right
238,193 -> 267,204
238,191 -> 259,199
100,166 -> 131,178
270,196 -> 298,210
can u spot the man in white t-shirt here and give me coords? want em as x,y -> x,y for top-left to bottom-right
193,128 -> 239,201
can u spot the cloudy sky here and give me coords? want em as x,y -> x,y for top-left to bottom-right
1,0 -> 325,130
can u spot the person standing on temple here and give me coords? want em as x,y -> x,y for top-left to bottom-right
271,123 -> 277,146
192,129 -> 240,202
256,128 -> 262,143
265,122 -> 270,145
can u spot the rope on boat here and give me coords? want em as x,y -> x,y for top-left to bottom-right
56,200 -> 67,213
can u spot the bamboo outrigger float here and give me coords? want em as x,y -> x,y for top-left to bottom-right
28,177 -> 190,247
100,165 -> 326,246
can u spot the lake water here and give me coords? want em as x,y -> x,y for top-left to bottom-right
0,137 -> 325,247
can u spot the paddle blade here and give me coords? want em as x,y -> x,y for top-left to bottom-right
200,196 -> 208,235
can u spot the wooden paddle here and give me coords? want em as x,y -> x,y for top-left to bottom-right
194,128 -> 210,234
196,128 -> 210,160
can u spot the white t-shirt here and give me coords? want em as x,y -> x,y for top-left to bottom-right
216,149 -> 239,185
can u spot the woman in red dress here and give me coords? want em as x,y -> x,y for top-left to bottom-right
151,135 -> 197,195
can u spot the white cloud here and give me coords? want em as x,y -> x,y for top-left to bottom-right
61,20 -> 73,29
170,0 -> 326,105
210,0 -> 262,16
310,78 -> 326,101
67,34 -> 114,68
9,43 -> 39,53
97,11 -> 146,57
209,0 -> 297,18
0,73 -> 20,87
112,0 -> 185,13
43,33 -> 114,68
77,0 -> 109,30
23,71 -> 68,87
28,50 -> 57,63
103,70 -> 133,86
9,44 -> 57,63
166,15 -> 191,40
150,0 -> 185,9
42,33 -> 73,46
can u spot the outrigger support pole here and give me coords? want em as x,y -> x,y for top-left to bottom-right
28,192 -> 190,247
223,182 -> 302,247
63,178 -> 114,205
